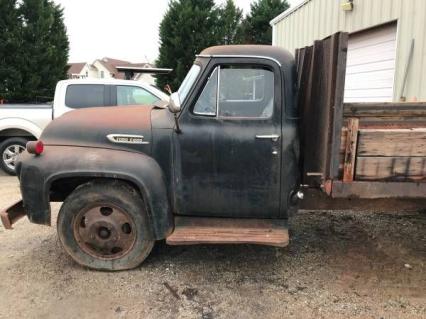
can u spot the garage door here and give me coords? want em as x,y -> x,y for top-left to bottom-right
344,23 -> 397,102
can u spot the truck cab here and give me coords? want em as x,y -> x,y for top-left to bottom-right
2,45 -> 301,271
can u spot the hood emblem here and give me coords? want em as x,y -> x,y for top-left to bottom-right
106,134 -> 150,145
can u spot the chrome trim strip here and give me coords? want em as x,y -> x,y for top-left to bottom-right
256,134 -> 280,142
106,134 -> 150,145
196,54 -> 282,67
216,65 -> 221,117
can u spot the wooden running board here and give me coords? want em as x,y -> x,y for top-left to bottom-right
166,217 -> 289,247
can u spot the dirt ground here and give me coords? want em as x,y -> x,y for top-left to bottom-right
0,175 -> 425,319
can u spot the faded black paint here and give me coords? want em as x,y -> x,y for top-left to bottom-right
16,45 -> 300,238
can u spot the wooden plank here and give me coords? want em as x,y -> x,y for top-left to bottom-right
358,129 -> 426,156
166,217 -> 289,247
299,39 -> 329,185
343,118 -> 359,182
357,119 -> 426,129
344,102 -> 426,118
332,181 -> 426,199
328,32 -> 349,179
297,32 -> 349,186
340,127 -> 348,152
355,157 -> 426,181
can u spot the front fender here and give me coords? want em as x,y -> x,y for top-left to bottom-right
0,118 -> 44,138
17,146 -> 173,239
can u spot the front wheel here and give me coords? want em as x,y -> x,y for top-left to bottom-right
0,137 -> 28,175
57,180 -> 154,270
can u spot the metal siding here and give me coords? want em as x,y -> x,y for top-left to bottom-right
419,2 -> 426,97
273,0 -> 426,101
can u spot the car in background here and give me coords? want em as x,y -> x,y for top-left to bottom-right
0,79 -> 169,175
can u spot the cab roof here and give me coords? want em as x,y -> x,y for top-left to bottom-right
198,45 -> 294,67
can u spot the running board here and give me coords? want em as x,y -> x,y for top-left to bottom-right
166,217 -> 289,247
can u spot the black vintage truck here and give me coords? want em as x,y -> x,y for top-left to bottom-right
2,37 -> 426,270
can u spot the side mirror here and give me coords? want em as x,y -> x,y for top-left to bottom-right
168,92 -> 181,113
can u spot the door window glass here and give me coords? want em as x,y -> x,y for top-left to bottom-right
65,84 -> 105,108
192,66 -> 274,118
117,86 -> 160,105
193,67 -> 218,116
218,66 -> 274,118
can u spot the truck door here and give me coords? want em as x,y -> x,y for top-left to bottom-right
173,58 -> 283,218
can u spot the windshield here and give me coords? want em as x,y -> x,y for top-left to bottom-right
178,64 -> 201,103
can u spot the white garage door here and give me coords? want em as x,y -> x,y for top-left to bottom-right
344,23 -> 397,103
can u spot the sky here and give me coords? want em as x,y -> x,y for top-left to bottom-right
53,0 -> 304,64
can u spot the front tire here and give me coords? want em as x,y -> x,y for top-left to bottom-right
0,137 -> 28,175
57,180 -> 154,271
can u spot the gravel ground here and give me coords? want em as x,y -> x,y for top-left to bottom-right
0,175 -> 425,319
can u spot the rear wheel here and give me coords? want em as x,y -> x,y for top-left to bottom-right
57,180 -> 154,270
0,137 -> 28,175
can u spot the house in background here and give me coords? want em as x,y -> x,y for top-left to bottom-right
67,63 -> 98,79
67,58 -> 157,85
270,0 -> 426,102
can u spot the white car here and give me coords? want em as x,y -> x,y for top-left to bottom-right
0,79 -> 169,175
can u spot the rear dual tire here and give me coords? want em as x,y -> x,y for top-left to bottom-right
57,181 -> 154,271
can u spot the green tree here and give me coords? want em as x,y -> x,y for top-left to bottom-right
218,0 -> 243,45
239,0 -> 289,44
0,0 -> 22,100
16,0 -> 69,101
156,0 -> 221,91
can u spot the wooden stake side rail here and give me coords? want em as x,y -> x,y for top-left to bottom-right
295,34 -> 426,198
336,102 -> 426,185
342,118 -> 359,182
296,32 -> 348,186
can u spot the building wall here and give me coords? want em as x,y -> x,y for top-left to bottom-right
69,64 -> 92,79
92,61 -> 114,79
272,0 -> 426,101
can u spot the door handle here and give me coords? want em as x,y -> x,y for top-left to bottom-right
255,134 -> 280,142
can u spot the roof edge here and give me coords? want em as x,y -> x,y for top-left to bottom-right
270,0 -> 311,26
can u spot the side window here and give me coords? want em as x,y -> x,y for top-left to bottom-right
193,67 -> 218,116
65,84 -> 105,108
219,66 -> 274,118
192,65 -> 274,118
117,86 -> 160,105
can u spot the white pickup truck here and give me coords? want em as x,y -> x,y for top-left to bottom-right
0,79 -> 169,174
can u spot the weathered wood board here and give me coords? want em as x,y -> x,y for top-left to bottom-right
167,217 -> 289,247
296,32 -> 348,185
344,103 -> 426,118
357,129 -> 426,157
338,103 -> 426,182
356,157 -> 426,181
343,118 -> 359,182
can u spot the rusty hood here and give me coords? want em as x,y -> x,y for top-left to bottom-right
41,106 -> 154,154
